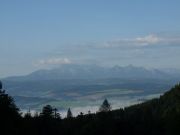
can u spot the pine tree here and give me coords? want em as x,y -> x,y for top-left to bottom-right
0,82 -> 20,115
53,108 -> 61,119
67,108 -> 73,118
99,99 -> 111,112
40,105 -> 54,118
0,81 -> 21,134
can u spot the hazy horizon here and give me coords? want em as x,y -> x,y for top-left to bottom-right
1,63 -> 180,79
1,0 -> 180,77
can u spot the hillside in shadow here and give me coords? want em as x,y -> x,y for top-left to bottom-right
0,81 -> 180,135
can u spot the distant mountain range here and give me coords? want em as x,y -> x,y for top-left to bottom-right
2,64 -> 180,110
3,64 -> 180,81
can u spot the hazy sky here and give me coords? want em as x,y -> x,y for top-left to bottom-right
0,0 -> 180,77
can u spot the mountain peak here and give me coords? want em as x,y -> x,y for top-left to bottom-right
3,64 -> 174,81
126,64 -> 135,68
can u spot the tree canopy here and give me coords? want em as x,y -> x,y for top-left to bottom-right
1,81 -> 180,135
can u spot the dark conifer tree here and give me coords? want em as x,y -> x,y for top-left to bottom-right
99,99 -> 111,112
40,105 -> 54,118
0,81 -> 21,135
67,108 -> 73,118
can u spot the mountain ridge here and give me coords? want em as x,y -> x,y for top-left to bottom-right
3,64 -> 175,81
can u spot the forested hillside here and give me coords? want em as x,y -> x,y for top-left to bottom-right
1,82 -> 180,135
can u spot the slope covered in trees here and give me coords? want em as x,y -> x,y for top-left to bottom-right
0,81 -> 21,135
0,81 -> 180,135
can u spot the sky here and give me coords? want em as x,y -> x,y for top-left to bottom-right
0,0 -> 180,77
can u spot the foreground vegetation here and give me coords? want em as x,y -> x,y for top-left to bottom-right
0,82 -> 180,135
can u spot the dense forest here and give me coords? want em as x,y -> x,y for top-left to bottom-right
0,81 -> 180,135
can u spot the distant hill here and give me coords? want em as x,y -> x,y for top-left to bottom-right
108,83 -> 180,134
123,83 -> 180,121
3,64 -> 175,81
1,81 -> 180,135
2,64 -> 180,110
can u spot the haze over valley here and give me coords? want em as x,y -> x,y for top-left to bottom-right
1,1 -> 180,134
2,64 -> 180,115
